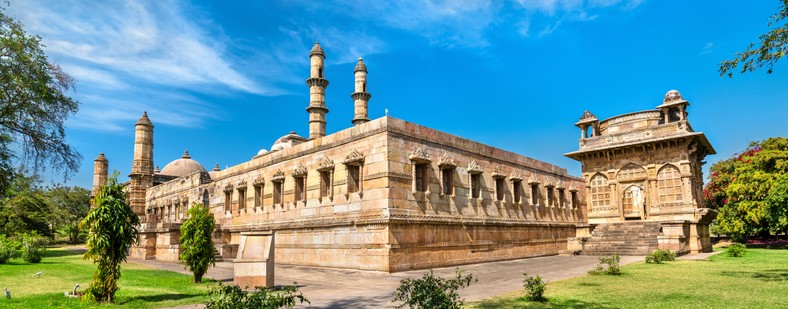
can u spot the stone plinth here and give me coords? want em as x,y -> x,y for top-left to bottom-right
234,231 -> 275,288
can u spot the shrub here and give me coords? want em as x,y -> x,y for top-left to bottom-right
21,232 -> 46,263
645,249 -> 677,264
179,203 -> 216,283
392,268 -> 476,309
522,272 -> 546,302
588,254 -> 621,275
727,243 -> 747,257
205,282 -> 308,309
0,235 -> 19,263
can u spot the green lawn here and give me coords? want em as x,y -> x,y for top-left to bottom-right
0,247 -> 215,309
469,248 -> 788,308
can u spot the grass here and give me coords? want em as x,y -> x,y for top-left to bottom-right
468,248 -> 788,308
0,247 -> 215,308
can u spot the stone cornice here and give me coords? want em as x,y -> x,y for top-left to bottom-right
306,77 -> 329,88
351,92 -> 371,100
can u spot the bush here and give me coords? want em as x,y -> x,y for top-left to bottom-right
392,268 -> 476,309
21,232 -> 46,263
205,282 -> 308,309
645,249 -> 677,264
0,235 -> 19,263
179,203 -> 216,283
522,272 -> 546,302
727,243 -> 747,257
588,255 -> 621,275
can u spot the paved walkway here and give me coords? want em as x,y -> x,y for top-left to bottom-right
134,254 -> 644,309
676,250 -> 723,261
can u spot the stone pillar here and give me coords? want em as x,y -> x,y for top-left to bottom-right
306,42 -> 329,139
351,57 -> 371,125
128,112 -> 154,218
91,153 -> 109,202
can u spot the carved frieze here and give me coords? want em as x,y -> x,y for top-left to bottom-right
272,170 -> 285,182
438,153 -> 456,169
509,171 -> 523,182
292,163 -> 308,177
467,160 -> 482,174
409,147 -> 431,163
343,149 -> 364,165
491,165 -> 505,179
317,157 -> 335,172
527,174 -> 540,185
223,184 -> 234,193
252,175 -> 265,186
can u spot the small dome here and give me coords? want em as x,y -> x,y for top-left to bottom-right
310,41 -> 325,57
94,153 -> 108,162
663,90 -> 684,103
354,58 -> 367,73
136,111 -> 153,126
271,131 -> 305,152
159,150 -> 207,177
257,149 -> 269,156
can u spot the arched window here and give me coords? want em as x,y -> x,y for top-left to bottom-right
590,174 -> 610,209
658,165 -> 683,206
617,163 -> 646,181
202,190 -> 210,208
319,68 -> 323,78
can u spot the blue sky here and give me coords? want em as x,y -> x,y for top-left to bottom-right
7,0 -> 788,188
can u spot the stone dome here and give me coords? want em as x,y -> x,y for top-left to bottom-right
159,150 -> 207,177
257,149 -> 269,156
270,131 -> 306,152
663,90 -> 684,103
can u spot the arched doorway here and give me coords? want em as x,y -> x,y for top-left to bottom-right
622,185 -> 645,219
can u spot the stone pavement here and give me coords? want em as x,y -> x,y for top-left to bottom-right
676,250 -> 723,261
135,254 -> 643,309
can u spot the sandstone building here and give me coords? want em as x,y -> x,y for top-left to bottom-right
565,90 -> 716,255
92,42 -> 713,272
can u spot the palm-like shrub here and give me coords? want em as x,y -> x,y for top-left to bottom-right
80,174 -> 139,303
179,202 -> 216,283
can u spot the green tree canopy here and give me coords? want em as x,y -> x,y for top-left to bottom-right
80,174 -> 139,303
0,172 -> 52,237
720,0 -> 788,76
45,185 -> 90,242
0,5 -> 81,193
703,137 -> 788,241
179,202 -> 216,283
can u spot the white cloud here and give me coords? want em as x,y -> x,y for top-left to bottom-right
699,42 -> 714,55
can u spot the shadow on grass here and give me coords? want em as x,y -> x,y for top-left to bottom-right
720,269 -> 788,282
43,249 -> 85,258
122,293 -> 202,303
473,296 -> 616,309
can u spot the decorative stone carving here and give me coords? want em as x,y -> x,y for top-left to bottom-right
467,160 -> 482,175
491,165 -> 505,179
292,163 -> 307,177
509,171 -> 523,182
317,157 -> 335,172
545,179 -> 555,188
663,89 -> 683,103
527,174 -> 540,185
579,110 -> 597,121
224,184 -> 234,192
236,180 -> 247,188
253,175 -> 265,186
409,147 -> 431,163
556,180 -> 565,190
272,170 -> 285,182
343,149 -> 364,165
438,153 -> 455,169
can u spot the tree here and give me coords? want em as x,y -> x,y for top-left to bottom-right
0,172 -> 53,237
44,185 -> 90,243
392,269 -> 476,309
80,174 -> 139,303
720,1 -> 788,76
0,5 -> 81,194
179,202 -> 216,283
703,138 -> 788,241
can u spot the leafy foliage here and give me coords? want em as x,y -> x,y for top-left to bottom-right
522,272 -> 546,302
0,172 -> 53,237
0,234 -> 18,263
80,173 -> 140,303
703,138 -> 788,241
645,249 -> 677,264
44,185 -> 90,243
205,282 -> 309,309
179,202 -> 216,283
727,243 -> 747,257
720,1 -> 788,76
0,5 -> 81,188
21,231 -> 45,263
392,268 -> 476,309
588,255 -> 621,276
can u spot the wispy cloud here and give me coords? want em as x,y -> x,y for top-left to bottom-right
699,42 -> 714,55
7,0 -> 269,131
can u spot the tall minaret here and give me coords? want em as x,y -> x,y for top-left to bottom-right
306,42 -> 329,139
128,111 -> 154,217
91,153 -> 109,203
351,57 -> 371,125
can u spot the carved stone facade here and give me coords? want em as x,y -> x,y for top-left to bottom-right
101,42 -> 589,272
565,90 -> 716,254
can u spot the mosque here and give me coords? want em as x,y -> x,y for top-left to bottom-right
91,42 -> 715,272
